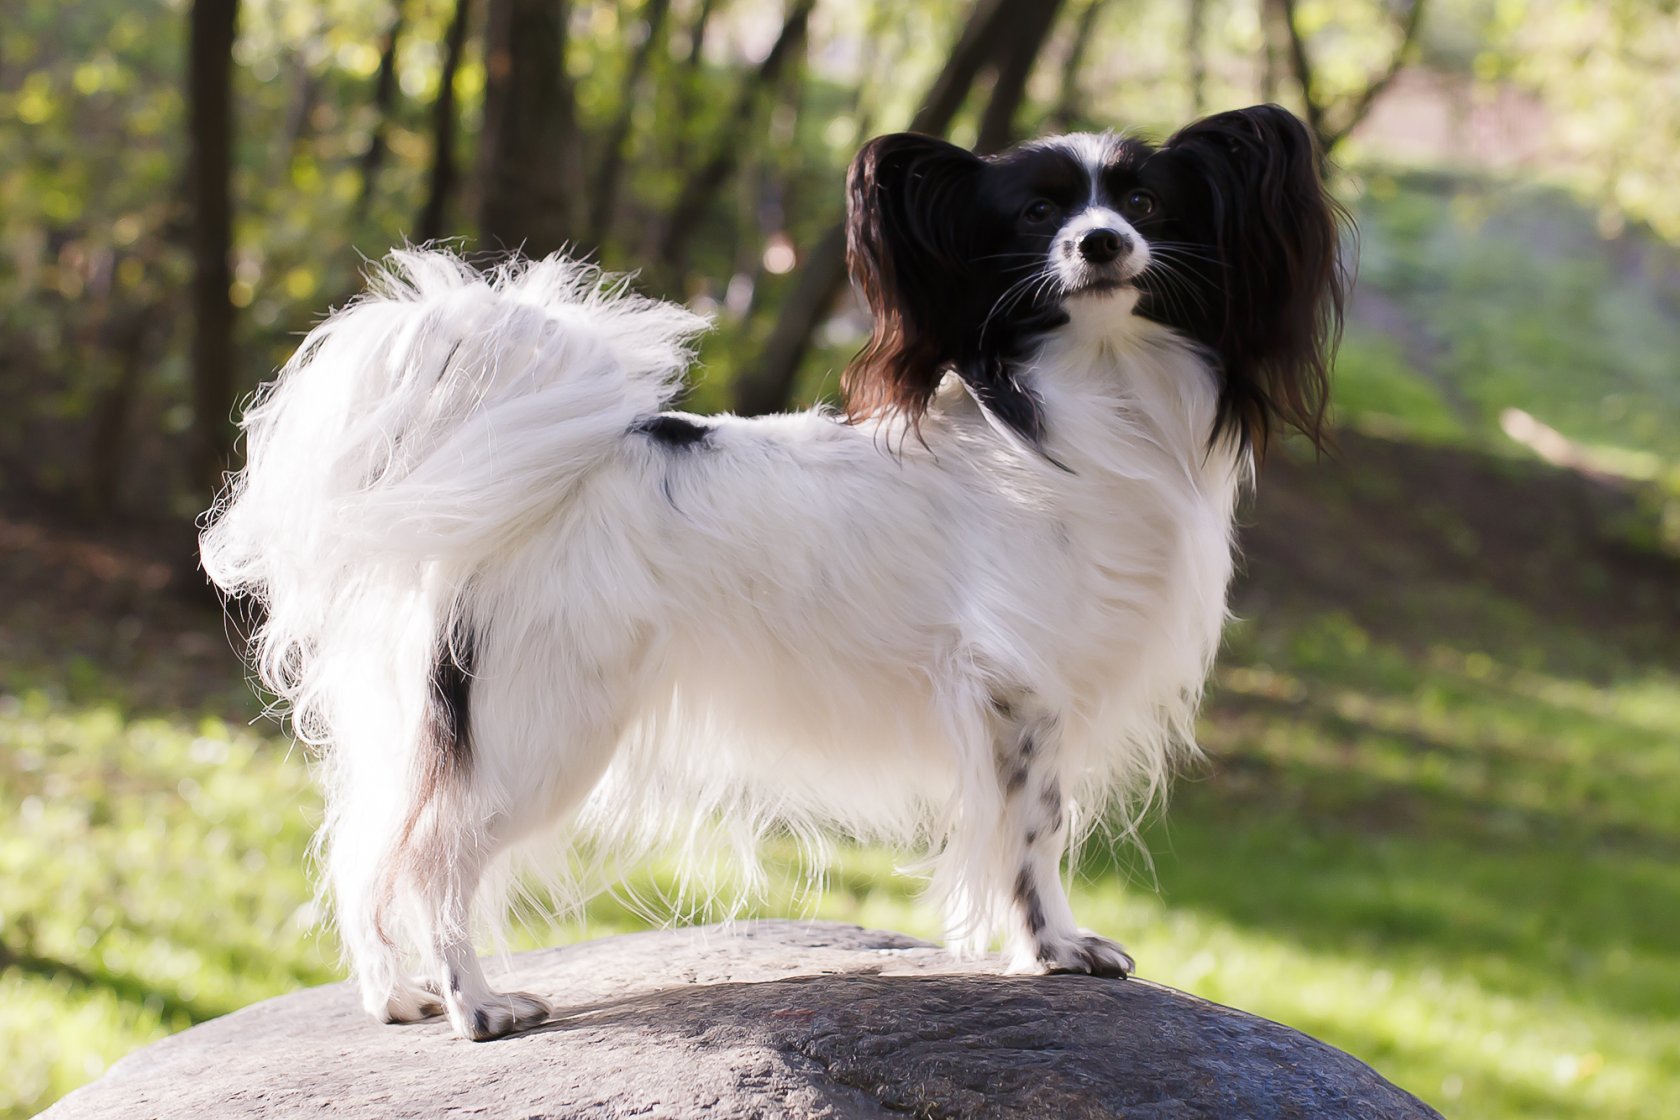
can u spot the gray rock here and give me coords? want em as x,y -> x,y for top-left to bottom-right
41,921 -> 1442,1119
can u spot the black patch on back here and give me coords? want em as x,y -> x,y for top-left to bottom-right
634,413 -> 713,448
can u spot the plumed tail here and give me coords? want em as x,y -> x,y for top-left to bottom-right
201,248 -> 707,747
200,249 -> 707,997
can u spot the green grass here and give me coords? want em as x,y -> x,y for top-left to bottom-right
0,691 -> 337,1116
1338,169 -> 1680,470
7,558 -> 1678,1118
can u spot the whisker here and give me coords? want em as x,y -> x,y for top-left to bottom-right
975,250 -> 1056,263
1140,259 -> 1212,320
1142,242 -> 1225,268
979,267 -> 1054,340
1146,249 -> 1223,271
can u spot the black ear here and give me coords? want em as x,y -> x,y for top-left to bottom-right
1165,104 -> 1349,454
843,132 -> 983,427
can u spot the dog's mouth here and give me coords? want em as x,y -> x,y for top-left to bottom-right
1066,277 -> 1132,298
1058,257 -> 1144,300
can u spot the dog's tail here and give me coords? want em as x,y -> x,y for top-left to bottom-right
199,250 -> 706,973
202,248 -> 704,739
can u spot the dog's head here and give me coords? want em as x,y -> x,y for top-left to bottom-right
844,105 -> 1348,454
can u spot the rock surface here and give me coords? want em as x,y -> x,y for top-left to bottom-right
42,921 -> 1442,1119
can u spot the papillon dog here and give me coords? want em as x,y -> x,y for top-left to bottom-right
202,104 -> 1346,1041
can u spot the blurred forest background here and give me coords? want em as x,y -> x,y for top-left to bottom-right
3,0 -> 1679,1116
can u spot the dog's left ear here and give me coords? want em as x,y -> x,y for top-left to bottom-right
1165,104 -> 1349,455
843,132 -> 984,428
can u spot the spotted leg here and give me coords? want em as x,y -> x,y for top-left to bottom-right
994,706 -> 1134,978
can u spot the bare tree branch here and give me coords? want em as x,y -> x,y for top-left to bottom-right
1277,0 -> 1426,155
354,1 -> 407,221
734,0 -> 1055,416
187,0 -> 238,496
588,0 -> 674,247
1273,0 -> 1326,142
415,0 -> 472,243
1323,0 -> 1426,148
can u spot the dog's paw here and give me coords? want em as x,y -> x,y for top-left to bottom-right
450,991 -> 552,1041
1033,931 -> 1134,978
367,980 -> 445,1023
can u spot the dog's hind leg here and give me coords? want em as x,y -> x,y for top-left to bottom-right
323,743 -> 446,1023
411,811 -> 553,1041
412,728 -> 633,1039
406,621 -> 647,1041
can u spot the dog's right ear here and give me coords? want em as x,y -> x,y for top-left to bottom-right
843,133 -> 983,427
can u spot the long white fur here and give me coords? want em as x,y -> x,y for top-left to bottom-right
201,248 -> 1246,1038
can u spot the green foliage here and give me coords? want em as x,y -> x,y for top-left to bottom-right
0,1 -> 191,506
1492,0 -> 1680,243
1335,169 -> 1680,475
6,0 -> 1679,517
1331,330 -> 1467,442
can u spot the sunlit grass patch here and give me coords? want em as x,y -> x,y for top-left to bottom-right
9,590 -> 1680,1120
0,689 -> 334,1118
1333,331 -> 1468,445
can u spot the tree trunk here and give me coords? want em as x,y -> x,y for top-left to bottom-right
354,1 -> 407,220
416,0 -> 472,243
670,0 -> 722,167
1050,0 -> 1107,132
88,303 -> 161,516
735,45 -> 811,323
588,0 -> 673,249
1186,0 -> 1207,116
907,0 -> 1026,134
188,0 -> 238,497
733,0 -> 1040,416
477,0 -> 580,255
1259,0 -> 1284,103
654,0 -> 814,287
975,0 -> 1067,154
732,222 -> 848,415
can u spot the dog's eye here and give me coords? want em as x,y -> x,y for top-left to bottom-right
1022,199 -> 1058,224
1120,189 -> 1157,219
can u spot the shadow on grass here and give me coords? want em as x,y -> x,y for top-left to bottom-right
0,939 -> 219,1025
1207,689 -> 1680,854
1240,431 -> 1680,682
1118,777 -> 1680,1011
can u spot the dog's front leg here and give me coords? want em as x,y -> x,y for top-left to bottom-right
995,709 -> 1134,978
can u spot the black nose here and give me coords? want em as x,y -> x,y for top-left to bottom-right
1078,228 -> 1128,264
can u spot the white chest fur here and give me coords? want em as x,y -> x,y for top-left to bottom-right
993,321 -> 1245,768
